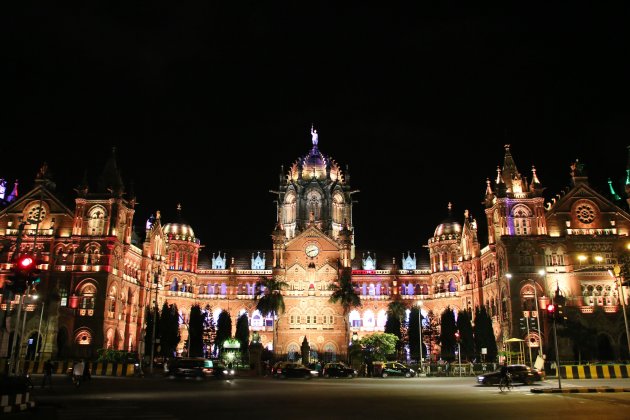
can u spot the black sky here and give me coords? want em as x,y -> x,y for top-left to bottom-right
3,3 -> 630,257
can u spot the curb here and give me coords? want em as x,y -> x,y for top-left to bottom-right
531,387 -> 630,394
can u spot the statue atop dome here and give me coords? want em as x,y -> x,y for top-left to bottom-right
311,124 -> 318,146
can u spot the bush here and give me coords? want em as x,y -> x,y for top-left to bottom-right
96,349 -> 138,363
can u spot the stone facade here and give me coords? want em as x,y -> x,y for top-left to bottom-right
1,139 -> 629,363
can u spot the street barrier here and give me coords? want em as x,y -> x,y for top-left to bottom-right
558,364 -> 630,379
2,360 -> 137,377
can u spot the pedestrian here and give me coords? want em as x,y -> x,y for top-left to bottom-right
42,360 -> 53,389
72,360 -> 84,386
83,360 -> 91,381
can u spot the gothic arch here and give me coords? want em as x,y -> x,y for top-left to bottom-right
87,205 -> 107,236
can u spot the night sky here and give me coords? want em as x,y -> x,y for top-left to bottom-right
3,3 -> 630,258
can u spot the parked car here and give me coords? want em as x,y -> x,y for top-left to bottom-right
272,361 -> 318,379
322,362 -> 357,378
380,362 -> 416,378
477,364 -> 542,386
165,358 -> 233,380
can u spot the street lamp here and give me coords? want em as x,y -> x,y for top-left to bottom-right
417,300 -> 424,375
535,270 -> 545,359
611,265 -> 630,356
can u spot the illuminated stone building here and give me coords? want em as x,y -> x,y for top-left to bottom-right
1,137 -> 629,362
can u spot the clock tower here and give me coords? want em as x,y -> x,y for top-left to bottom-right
270,127 -> 357,357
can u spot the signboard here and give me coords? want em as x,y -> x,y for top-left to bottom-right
481,348 -> 487,355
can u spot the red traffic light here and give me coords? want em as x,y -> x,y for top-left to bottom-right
18,256 -> 34,269
546,304 -> 555,313
454,332 -> 460,341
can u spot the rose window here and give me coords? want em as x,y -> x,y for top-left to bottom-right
576,204 -> 595,224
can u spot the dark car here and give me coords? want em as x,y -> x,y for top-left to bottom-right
166,358 -> 222,380
381,362 -> 416,378
272,362 -> 318,379
322,362 -> 357,378
477,364 -> 542,386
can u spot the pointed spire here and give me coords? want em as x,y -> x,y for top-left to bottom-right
608,178 -> 622,201
531,165 -> 541,185
447,202 -> 453,216
485,178 -> 493,195
495,166 -> 503,184
98,147 -> 125,196
7,180 -> 18,202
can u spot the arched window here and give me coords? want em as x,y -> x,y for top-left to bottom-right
107,285 -> 117,318
349,310 -> 362,328
332,193 -> 344,224
78,283 -> 96,313
170,278 -> 178,291
306,189 -> 322,221
221,283 -> 227,295
287,343 -> 299,361
376,310 -> 387,328
511,205 -> 532,236
75,329 -> 93,346
87,206 -> 106,236
448,278 -> 457,293
283,192 -> 297,224
251,310 -> 263,327
363,310 -> 375,328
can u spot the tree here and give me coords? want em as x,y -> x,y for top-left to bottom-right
456,308 -> 475,361
215,310 -> 233,356
473,306 -> 497,362
440,306 -> 457,361
203,305 -> 216,357
159,302 -> 181,357
188,304 -> 204,357
235,313 -> 250,361
255,276 -> 288,354
408,307 -> 425,362
360,333 -> 398,362
144,304 -> 160,360
329,268 -> 362,348
385,299 -> 407,358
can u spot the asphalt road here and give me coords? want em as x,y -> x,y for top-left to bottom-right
11,375 -> 630,420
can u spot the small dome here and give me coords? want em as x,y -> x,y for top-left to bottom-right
163,222 -> 195,240
434,219 -> 462,237
162,204 -> 196,241
434,203 -> 462,237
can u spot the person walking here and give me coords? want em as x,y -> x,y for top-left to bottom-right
72,360 -> 85,387
41,360 -> 53,389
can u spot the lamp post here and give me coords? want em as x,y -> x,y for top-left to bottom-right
535,270 -> 546,359
149,259 -> 163,375
612,265 -> 630,356
33,296 -> 45,361
417,300 -> 424,375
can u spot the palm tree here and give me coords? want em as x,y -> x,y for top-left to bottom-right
329,268 -> 362,351
255,276 -> 288,357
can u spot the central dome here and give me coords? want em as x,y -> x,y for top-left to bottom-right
287,126 -> 344,182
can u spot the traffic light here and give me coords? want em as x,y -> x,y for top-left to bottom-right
528,317 -> 537,332
546,303 -> 555,320
554,292 -> 567,324
518,317 -> 526,333
7,254 -> 40,293
454,331 -> 461,342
